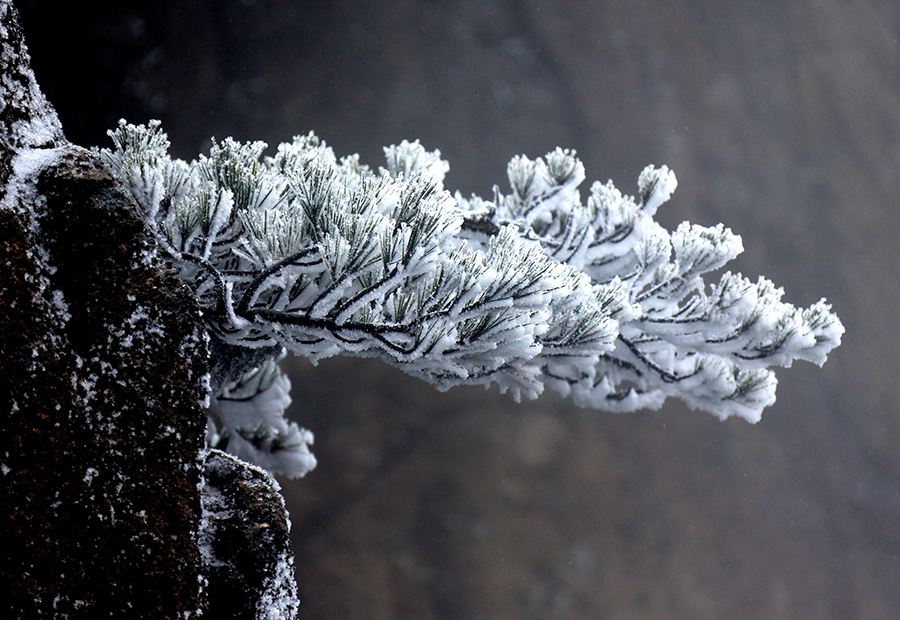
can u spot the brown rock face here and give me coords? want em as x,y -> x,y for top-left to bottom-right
202,450 -> 299,620
2,1 -> 200,615
1,2 -> 299,617
0,145 -> 210,615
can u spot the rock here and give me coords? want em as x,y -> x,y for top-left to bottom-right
201,450 -> 300,620
0,1 -> 299,617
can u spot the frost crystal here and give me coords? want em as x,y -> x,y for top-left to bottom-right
208,355 -> 316,478
98,121 -> 843,473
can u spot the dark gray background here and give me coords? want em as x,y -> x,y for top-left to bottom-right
17,1 -> 900,618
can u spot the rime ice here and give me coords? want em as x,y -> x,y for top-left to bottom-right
98,121 -> 844,470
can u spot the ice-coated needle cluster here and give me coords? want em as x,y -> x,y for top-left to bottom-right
99,121 -> 843,477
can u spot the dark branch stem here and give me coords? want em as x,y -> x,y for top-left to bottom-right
618,335 -> 701,384
181,252 -> 228,315
236,247 -> 321,315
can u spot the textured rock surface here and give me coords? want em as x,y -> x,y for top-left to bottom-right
1,134 -> 209,620
0,150 -> 209,615
0,0 -> 63,191
201,450 -> 299,620
1,4 -> 304,616
1,2 -> 207,616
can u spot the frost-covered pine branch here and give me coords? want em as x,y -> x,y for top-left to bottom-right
458,150 -> 844,420
98,121 -> 843,477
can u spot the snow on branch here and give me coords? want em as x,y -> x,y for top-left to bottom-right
460,151 -> 844,421
98,121 -> 843,474
207,353 -> 316,478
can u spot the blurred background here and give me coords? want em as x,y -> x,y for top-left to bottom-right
16,1 -> 900,618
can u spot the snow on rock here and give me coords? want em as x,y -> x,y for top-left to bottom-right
0,0 -> 64,181
201,450 -> 300,620
1,142 -> 212,617
2,4 -> 213,614
3,5 -> 306,617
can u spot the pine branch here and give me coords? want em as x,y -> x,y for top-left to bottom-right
98,121 -> 843,474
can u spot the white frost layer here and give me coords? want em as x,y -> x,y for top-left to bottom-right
100,121 -> 843,425
256,550 -> 300,620
1,0 -> 64,149
199,451 -> 300,619
208,357 -> 316,479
